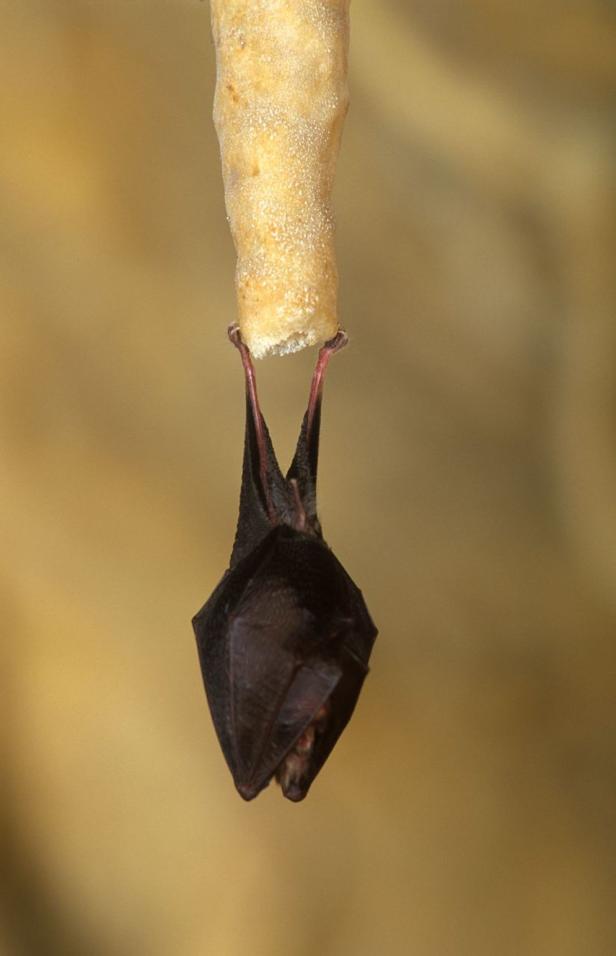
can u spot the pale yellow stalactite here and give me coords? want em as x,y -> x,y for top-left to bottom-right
210,0 -> 349,358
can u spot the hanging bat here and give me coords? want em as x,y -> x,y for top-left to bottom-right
192,326 -> 377,801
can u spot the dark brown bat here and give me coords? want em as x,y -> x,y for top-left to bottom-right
192,326 -> 377,801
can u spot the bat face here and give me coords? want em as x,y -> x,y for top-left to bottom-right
192,328 -> 377,801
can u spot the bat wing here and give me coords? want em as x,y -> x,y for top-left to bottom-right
193,557 -> 343,798
294,647 -> 369,799
193,531 -> 339,798
225,622 -> 342,799
230,396 -> 296,568
193,527 -> 377,800
285,409 -> 319,526
279,551 -> 377,800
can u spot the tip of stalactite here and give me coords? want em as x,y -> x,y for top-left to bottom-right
249,329 -> 322,360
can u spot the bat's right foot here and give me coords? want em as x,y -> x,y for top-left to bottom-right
227,323 -> 242,348
321,329 -> 348,356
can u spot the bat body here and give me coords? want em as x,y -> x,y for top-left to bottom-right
192,328 -> 377,801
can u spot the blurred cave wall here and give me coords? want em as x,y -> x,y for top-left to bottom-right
1,2 -> 616,955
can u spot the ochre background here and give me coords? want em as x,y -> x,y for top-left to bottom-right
2,2 -> 616,954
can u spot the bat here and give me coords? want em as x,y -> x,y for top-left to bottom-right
192,326 -> 377,801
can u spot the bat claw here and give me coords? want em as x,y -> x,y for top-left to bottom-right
322,329 -> 348,355
227,323 -> 243,348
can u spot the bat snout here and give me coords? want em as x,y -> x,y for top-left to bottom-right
276,750 -> 311,802
275,703 -> 329,801
280,779 -> 309,802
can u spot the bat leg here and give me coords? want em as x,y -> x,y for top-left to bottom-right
228,323 -> 262,423
228,323 -> 273,521
306,330 -> 348,434
285,329 -> 348,520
